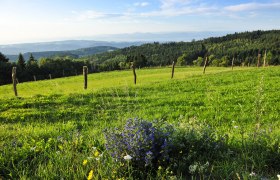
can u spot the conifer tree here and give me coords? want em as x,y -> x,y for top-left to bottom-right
0,52 -> 9,62
27,53 -> 36,66
17,53 -> 26,69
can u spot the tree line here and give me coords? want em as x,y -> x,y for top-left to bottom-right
84,30 -> 279,68
1,30 -> 279,85
0,53 -> 93,85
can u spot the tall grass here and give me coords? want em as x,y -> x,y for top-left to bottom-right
0,66 -> 279,179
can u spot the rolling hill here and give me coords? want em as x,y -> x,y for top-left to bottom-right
6,46 -> 118,61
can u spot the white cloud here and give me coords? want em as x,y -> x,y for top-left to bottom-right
160,0 -> 193,10
134,2 -> 149,7
224,2 -> 280,12
139,0 -> 216,17
72,10 -> 123,21
140,6 -> 216,17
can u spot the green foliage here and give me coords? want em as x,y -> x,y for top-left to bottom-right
193,56 -> 204,66
0,52 -> 9,62
79,30 -> 280,69
177,53 -> 186,66
220,55 -> 230,67
17,53 -> 26,70
266,51 -> 273,65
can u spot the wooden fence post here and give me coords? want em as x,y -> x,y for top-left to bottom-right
257,50 -> 261,67
263,50 -> 267,67
83,66 -> 88,89
12,67 -> 18,97
203,56 -> 208,74
132,63 -> 137,84
33,75 -> 36,81
49,74 -> 52,79
171,61 -> 175,79
231,57 -> 235,70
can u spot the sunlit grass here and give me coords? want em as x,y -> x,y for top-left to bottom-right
0,66 -> 251,98
0,66 -> 279,179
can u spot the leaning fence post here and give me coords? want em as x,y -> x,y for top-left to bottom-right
83,66 -> 88,89
171,61 -> 175,79
12,67 -> 18,97
203,56 -> 208,74
49,74 -> 52,79
132,63 -> 137,85
33,75 -> 37,81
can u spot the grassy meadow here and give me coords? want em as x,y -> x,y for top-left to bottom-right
0,66 -> 280,179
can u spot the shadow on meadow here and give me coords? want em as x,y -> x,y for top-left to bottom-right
0,86 -> 151,124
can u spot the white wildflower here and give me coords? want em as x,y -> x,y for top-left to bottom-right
124,154 -> 132,160
234,126 -> 238,129
249,172 -> 256,176
277,174 -> 280,180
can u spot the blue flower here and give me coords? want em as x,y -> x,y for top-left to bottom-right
104,118 -> 173,169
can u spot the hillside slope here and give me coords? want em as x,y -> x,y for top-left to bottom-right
6,46 -> 118,61
82,30 -> 280,69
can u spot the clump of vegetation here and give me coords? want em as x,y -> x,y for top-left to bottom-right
104,118 -> 173,169
103,118 -> 228,178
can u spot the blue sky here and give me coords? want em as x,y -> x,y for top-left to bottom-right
0,0 -> 279,44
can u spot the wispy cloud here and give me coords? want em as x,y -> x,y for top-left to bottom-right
224,2 -> 280,12
140,6 -> 216,17
160,0 -> 193,10
134,2 -> 149,7
141,0 -> 216,17
71,1 -> 280,21
71,10 -> 123,21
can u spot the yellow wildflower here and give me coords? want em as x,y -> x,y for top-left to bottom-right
83,159 -> 88,166
87,170 -> 93,180
94,150 -> 100,157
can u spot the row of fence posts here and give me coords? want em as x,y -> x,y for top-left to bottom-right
11,52 -> 268,97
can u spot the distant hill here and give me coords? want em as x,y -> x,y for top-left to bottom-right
81,30 -> 280,67
6,46 -> 118,61
0,40 -> 143,55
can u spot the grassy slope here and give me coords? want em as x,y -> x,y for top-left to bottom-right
0,66 -> 280,178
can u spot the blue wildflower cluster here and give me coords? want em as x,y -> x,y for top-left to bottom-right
104,118 -> 174,168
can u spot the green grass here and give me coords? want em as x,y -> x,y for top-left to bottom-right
0,66 -> 280,179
